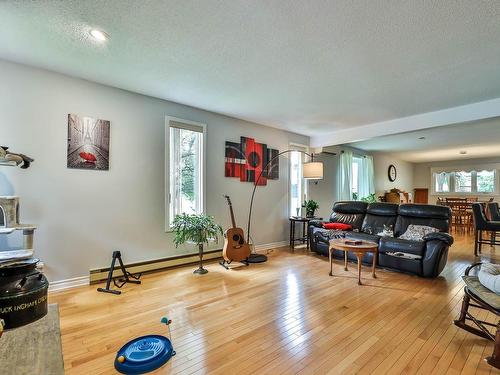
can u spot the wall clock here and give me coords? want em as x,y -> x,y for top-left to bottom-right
388,164 -> 397,182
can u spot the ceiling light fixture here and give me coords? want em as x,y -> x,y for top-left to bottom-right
89,29 -> 109,42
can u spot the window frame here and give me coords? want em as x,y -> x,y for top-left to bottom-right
288,143 -> 309,217
476,170 -> 497,194
434,171 -> 451,193
453,171 -> 473,193
165,116 -> 207,231
430,166 -> 499,196
351,156 -> 363,199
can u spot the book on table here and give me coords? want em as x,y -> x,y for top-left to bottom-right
344,240 -> 362,245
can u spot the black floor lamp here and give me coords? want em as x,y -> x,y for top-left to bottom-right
246,150 -> 325,263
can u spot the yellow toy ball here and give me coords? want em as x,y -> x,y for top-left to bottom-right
117,355 -> 126,363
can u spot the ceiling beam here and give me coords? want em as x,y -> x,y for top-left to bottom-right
310,97 -> 500,147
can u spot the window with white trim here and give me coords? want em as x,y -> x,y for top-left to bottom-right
432,169 -> 498,195
167,119 -> 205,227
477,170 -> 495,193
351,156 -> 363,199
454,171 -> 472,193
434,172 -> 451,193
289,145 -> 308,216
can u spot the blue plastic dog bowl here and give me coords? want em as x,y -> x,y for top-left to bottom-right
114,334 -> 175,374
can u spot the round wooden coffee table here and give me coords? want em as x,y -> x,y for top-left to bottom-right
329,238 -> 378,285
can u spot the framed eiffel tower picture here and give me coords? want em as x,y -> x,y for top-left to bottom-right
67,114 -> 110,170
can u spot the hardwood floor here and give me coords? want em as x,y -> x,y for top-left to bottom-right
50,233 -> 500,374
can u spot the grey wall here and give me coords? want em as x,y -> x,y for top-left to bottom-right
0,59 -> 308,282
373,152 -> 415,197
308,147 -> 415,218
414,156 -> 500,204
307,150 -> 339,219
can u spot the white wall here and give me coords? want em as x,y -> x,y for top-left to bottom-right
373,153 -> 415,197
414,157 -> 500,204
0,60 -> 308,282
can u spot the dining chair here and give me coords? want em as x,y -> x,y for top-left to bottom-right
489,202 -> 500,221
488,202 -> 500,246
450,201 -> 473,233
472,203 -> 500,256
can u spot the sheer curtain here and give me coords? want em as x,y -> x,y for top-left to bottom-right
358,155 -> 375,199
436,172 -> 449,192
338,150 -> 353,200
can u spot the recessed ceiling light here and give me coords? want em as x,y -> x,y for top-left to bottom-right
418,136 -> 426,140
459,150 -> 467,155
89,29 -> 109,42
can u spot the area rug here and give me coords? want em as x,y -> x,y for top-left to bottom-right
0,304 -> 64,374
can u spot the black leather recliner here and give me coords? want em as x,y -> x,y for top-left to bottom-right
472,203 -> 500,256
308,201 -> 368,257
309,201 -> 453,278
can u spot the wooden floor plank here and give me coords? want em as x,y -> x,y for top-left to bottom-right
49,232 -> 500,374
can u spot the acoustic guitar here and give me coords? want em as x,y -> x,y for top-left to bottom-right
222,195 -> 251,262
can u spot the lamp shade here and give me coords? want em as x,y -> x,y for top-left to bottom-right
303,161 -> 323,179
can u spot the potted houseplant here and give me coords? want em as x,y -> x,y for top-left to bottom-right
172,213 -> 223,275
303,199 -> 320,218
360,193 -> 377,203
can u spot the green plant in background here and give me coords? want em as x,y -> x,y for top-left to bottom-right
360,193 -> 377,203
303,199 -> 320,217
352,192 -> 359,200
180,131 -> 196,201
172,213 -> 223,274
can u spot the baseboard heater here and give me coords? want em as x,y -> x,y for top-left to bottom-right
89,249 -> 223,284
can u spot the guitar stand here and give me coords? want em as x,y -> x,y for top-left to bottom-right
97,250 -> 142,295
219,259 -> 249,270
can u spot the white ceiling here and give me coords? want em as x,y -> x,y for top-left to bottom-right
1,1 -> 500,138
346,118 -> 500,163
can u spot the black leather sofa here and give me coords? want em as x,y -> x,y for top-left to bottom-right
309,201 -> 453,278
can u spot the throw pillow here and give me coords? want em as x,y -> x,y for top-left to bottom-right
399,224 -> 439,241
478,263 -> 500,295
322,222 -> 353,231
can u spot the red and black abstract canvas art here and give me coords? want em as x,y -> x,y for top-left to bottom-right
225,137 -> 279,186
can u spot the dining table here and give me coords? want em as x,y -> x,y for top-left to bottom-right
437,198 -> 495,232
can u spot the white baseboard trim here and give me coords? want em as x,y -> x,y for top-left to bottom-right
48,240 -> 289,292
49,275 -> 89,292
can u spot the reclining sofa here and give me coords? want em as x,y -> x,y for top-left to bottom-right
309,201 -> 453,278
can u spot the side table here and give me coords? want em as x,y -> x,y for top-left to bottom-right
289,216 -> 322,250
